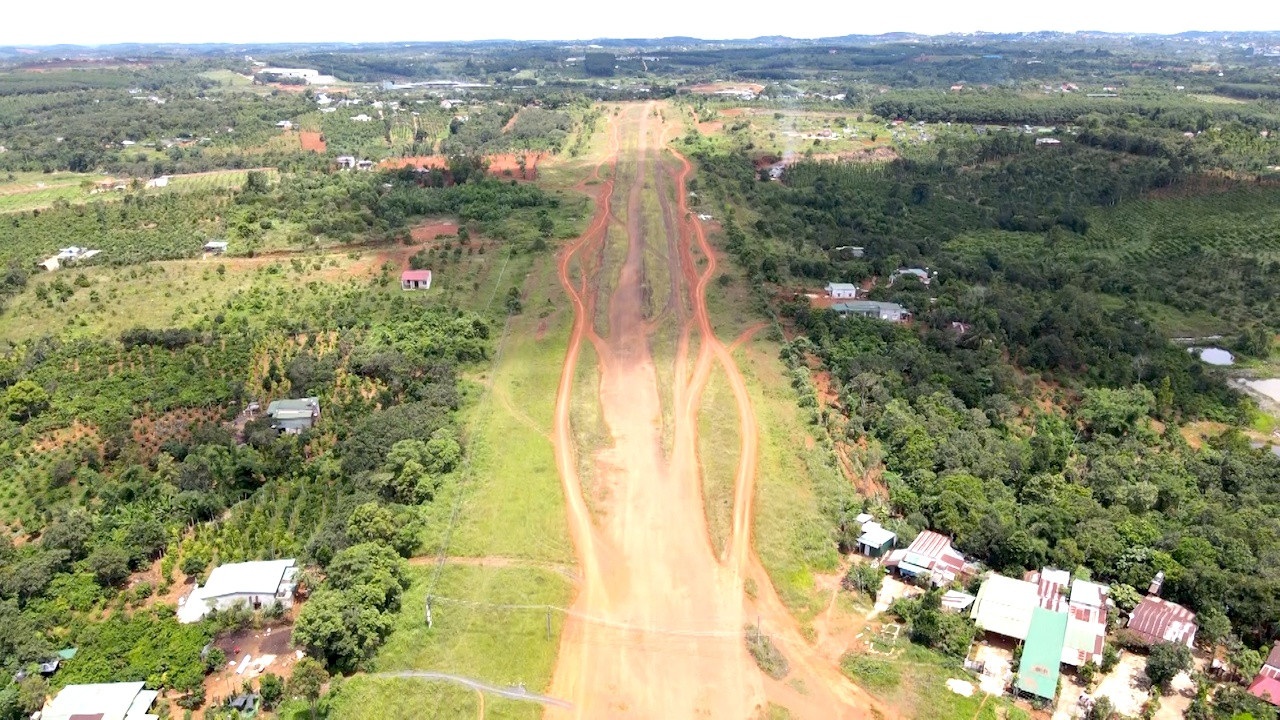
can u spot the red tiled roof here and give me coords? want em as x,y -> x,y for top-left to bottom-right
1249,675 -> 1280,707
1128,596 -> 1197,647
401,269 -> 433,281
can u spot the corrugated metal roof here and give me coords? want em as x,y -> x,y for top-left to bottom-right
1062,604 -> 1107,667
1069,580 -> 1109,609
401,269 -> 433,282
1262,644 -> 1280,680
202,559 -> 297,598
1128,596 -> 1197,647
1016,607 -> 1068,700
971,574 -> 1039,640
857,523 -> 896,549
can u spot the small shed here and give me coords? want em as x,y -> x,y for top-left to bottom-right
203,241 -> 228,254
401,269 -> 433,291
856,521 -> 896,557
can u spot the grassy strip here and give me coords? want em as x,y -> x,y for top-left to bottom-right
445,252 -> 574,563
697,365 -> 739,557
370,564 -> 570,685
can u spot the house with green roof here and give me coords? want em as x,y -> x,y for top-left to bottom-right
1016,606 -> 1069,701
266,397 -> 320,434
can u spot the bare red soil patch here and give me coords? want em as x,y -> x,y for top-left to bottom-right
379,152 -> 544,181
298,131 -> 326,153
410,219 -> 457,242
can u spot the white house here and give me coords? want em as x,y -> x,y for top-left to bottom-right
177,558 -> 298,623
144,175 -> 170,188
42,681 -> 158,720
825,282 -> 859,299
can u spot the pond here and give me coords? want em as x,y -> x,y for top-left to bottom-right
1245,378 -> 1280,403
1189,347 -> 1235,366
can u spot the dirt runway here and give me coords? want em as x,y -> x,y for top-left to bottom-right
546,103 -> 890,719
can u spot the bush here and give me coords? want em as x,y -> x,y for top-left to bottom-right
842,563 -> 883,597
840,652 -> 900,691
745,626 -> 789,679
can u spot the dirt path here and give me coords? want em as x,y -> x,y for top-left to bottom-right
545,103 -> 889,719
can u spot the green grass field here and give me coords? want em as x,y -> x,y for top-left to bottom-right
324,564 -> 571,720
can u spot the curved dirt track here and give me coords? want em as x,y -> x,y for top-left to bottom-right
546,103 -> 891,720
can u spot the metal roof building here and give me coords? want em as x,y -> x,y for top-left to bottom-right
41,681 -> 158,720
831,301 -> 911,323
885,530 -> 967,586
1248,643 -> 1280,706
266,397 -> 320,433
1016,607 -> 1069,701
971,573 -> 1040,640
1128,596 -> 1197,647
856,522 -> 897,557
177,558 -> 298,623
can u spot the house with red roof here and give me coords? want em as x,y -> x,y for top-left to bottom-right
884,530 -> 970,586
1127,596 -> 1197,647
1248,643 -> 1280,707
401,269 -> 433,290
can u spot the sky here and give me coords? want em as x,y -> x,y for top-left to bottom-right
3,0 -> 1278,46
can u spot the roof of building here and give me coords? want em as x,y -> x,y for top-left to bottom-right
903,530 -> 966,576
1128,596 -> 1197,647
266,398 -> 319,420
857,522 -> 897,549
42,681 -> 158,720
1069,579 -> 1109,609
203,241 -> 228,249
1257,644 -> 1280,681
202,559 -> 297,599
1016,607 -> 1069,700
831,301 -> 910,319
1062,603 -> 1107,666
1028,568 -> 1071,612
401,269 -> 433,282
1249,675 -> 1280,707
825,282 -> 858,291
971,573 -> 1040,640
941,590 -> 976,612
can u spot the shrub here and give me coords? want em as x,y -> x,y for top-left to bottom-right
745,626 -> 789,679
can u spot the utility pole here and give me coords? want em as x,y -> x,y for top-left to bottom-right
425,596 -> 433,629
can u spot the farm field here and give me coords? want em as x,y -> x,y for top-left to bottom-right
0,167 -> 278,214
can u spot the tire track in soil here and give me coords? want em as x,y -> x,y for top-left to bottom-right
546,103 -> 892,720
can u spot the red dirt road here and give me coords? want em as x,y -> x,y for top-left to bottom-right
546,103 -> 892,719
